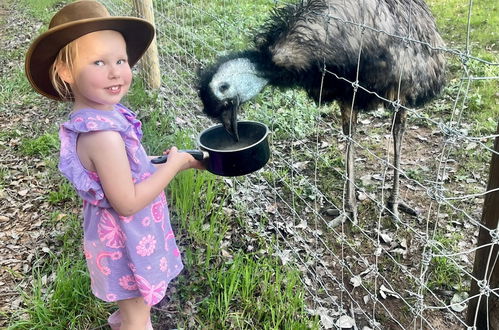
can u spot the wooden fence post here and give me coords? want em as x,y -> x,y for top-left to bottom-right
467,120 -> 499,329
132,0 -> 161,89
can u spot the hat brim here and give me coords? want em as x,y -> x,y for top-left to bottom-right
25,17 -> 155,100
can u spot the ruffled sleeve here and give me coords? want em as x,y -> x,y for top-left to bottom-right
58,108 -> 130,207
116,104 -> 144,141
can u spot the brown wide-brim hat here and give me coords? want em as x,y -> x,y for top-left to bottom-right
25,0 -> 155,100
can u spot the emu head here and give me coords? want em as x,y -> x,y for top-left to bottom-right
198,52 -> 269,140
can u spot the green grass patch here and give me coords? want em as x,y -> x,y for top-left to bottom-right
0,67 -> 39,107
427,231 -> 466,291
18,0 -> 63,22
20,132 -> 59,157
427,0 -> 499,134
199,253 -> 319,329
47,182 -> 77,205
8,211 -> 107,329
428,0 -> 498,52
9,256 -> 108,330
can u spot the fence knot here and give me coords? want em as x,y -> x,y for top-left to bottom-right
459,51 -> 470,67
401,36 -> 410,48
421,250 -> 433,267
391,99 -> 401,112
351,80 -> 359,92
426,185 -> 445,204
490,228 -> 499,245
477,280 -> 491,297
411,298 -> 425,316
437,121 -> 462,144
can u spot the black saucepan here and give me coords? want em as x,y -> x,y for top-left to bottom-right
151,121 -> 270,177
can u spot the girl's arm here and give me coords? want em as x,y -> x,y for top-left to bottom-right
78,130 -> 202,216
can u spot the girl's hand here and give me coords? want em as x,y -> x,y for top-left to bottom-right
163,147 -> 205,171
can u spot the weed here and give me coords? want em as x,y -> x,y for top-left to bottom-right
47,182 -> 76,205
20,132 -> 59,158
427,231 -> 466,291
9,255 -> 108,329
200,253 -> 319,329
18,0 -> 62,21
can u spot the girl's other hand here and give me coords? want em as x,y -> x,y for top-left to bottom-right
163,147 -> 205,171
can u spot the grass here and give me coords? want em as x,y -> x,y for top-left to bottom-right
19,132 -> 59,157
427,0 -> 499,134
427,231 -> 466,291
200,253 -> 317,329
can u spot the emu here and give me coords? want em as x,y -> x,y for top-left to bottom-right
198,0 -> 446,223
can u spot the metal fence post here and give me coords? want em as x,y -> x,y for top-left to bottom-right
467,120 -> 499,329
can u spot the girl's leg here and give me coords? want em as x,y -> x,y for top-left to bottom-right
107,309 -> 122,330
116,297 -> 152,330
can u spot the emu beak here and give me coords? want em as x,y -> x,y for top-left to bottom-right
220,99 -> 240,141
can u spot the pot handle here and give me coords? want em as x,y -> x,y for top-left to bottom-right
151,150 -> 207,164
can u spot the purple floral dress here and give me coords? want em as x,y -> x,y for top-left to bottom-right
58,104 -> 183,306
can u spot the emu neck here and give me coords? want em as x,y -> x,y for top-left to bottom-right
209,58 -> 269,103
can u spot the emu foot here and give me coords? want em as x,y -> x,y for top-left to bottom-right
326,208 -> 357,228
385,200 -> 419,221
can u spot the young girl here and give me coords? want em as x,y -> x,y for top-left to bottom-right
25,1 -> 203,329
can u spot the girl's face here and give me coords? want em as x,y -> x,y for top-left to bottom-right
62,30 -> 132,111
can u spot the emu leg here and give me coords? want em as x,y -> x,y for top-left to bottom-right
341,106 -> 358,224
387,109 -> 418,220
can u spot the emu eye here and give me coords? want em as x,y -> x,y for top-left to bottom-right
219,83 -> 230,93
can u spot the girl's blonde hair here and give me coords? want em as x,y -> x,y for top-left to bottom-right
50,39 -> 79,101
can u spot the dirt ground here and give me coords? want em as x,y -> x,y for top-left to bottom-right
0,2 -> 73,325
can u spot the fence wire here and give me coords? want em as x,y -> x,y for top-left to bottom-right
102,0 -> 498,328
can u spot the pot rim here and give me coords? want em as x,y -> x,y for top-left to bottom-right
197,120 -> 270,153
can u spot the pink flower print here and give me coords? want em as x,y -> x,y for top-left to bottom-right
96,251 -> 123,276
151,201 -> 163,222
160,257 -> 168,272
95,115 -> 116,127
59,130 -> 70,156
98,209 -> 126,248
106,293 -> 118,301
119,275 -> 138,291
164,231 -> 175,251
160,192 -> 167,205
84,249 -> 92,260
88,171 -> 100,182
128,263 -> 137,273
136,235 -> 156,257
128,139 -> 140,164
142,216 -> 151,227
86,121 -> 98,130
134,274 -> 166,306
119,215 -> 134,223
74,116 -> 84,123
173,248 -> 180,257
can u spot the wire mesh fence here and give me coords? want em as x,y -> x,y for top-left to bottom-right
102,0 -> 498,328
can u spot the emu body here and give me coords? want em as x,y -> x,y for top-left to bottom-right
198,0 -> 446,222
